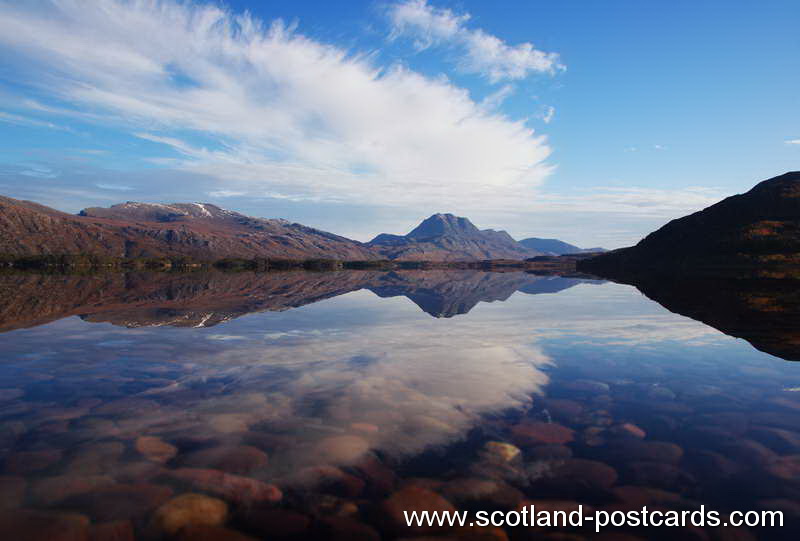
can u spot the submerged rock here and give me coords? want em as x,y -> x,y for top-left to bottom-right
481,441 -> 522,463
87,520 -> 134,541
511,421 -> 575,446
180,445 -> 268,474
378,486 -> 456,535
135,436 -> 178,464
66,441 -> 125,475
176,525 -> 258,541
551,459 -> 618,489
166,468 -> 282,504
238,508 -> 310,539
314,435 -> 371,464
317,516 -> 381,541
30,474 -> 115,506
0,509 -> 89,541
61,483 -> 174,522
3,449 -> 62,474
151,493 -> 228,536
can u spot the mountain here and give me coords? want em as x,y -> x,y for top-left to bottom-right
368,213 -> 539,261
519,237 -> 606,255
0,197 -> 376,261
579,171 -> 800,278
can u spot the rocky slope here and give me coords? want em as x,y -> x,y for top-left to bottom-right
520,237 -> 605,255
368,213 -> 538,261
0,197 -> 377,261
580,172 -> 800,278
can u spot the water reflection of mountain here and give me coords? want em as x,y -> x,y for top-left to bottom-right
626,276 -> 800,361
0,270 -> 602,331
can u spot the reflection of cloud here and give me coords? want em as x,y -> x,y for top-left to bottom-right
0,280 -> 747,487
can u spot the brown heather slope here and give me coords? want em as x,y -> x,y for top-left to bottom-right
0,197 -> 377,261
579,172 -> 800,279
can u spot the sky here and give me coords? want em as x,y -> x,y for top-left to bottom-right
0,0 -> 797,248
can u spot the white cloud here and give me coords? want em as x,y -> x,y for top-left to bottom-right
531,186 -> 722,217
0,111 -> 71,131
0,0 -> 554,214
539,105 -> 555,124
388,0 -> 564,82
785,139 -> 800,145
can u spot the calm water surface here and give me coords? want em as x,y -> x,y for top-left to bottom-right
0,271 -> 798,540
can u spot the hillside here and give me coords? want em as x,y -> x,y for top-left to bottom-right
579,172 -> 800,278
368,213 -> 538,261
0,197 -> 377,261
519,237 -> 606,255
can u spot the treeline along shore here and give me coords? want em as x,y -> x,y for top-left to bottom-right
0,253 -> 593,274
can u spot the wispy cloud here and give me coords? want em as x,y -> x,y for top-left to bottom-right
0,0 -> 555,214
388,0 -> 564,82
0,111 -> 71,131
785,139 -> 800,145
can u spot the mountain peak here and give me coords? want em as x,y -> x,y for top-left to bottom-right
406,213 -> 480,240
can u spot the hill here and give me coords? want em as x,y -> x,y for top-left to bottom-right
0,197 -> 376,261
368,213 -> 538,261
519,237 -> 605,255
579,171 -> 800,278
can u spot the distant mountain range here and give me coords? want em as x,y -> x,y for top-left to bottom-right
0,196 -> 601,262
368,213 -> 538,261
0,197 -> 374,261
580,171 -> 800,278
519,237 -> 606,255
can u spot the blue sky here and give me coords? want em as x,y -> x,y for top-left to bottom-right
0,0 -> 797,247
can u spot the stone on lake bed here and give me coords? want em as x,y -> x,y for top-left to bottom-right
30,474 -> 116,506
66,441 -> 126,475
238,508 -> 311,539
318,516 -> 381,541
176,525 -> 258,541
511,421 -> 575,446
552,459 -> 618,489
378,486 -> 456,534
208,414 -> 251,434
601,440 -> 683,464
765,455 -> 800,481
543,399 -> 584,422
135,435 -> 178,463
88,520 -> 134,541
528,444 -> 573,460
314,435 -> 371,464
151,493 -> 228,536
0,509 -> 89,541
748,426 -> 800,454
481,441 -> 521,463
440,478 -> 523,510
180,445 -> 268,474
3,448 -> 62,474
608,423 -> 646,439
624,462 -> 696,490
166,468 -> 282,504
61,482 -> 174,522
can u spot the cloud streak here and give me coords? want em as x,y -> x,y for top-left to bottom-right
388,0 -> 564,82
0,0 -> 555,213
